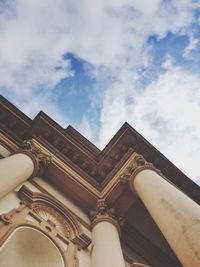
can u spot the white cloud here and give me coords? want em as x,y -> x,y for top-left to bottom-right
183,35 -> 199,58
0,0 -> 197,92
78,115 -> 94,142
98,63 -> 200,181
0,0 -> 200,182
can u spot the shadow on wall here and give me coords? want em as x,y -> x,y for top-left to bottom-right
0,226 -> 65,267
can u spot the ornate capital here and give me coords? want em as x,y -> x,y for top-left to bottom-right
17,139 -> 51,176
119,153 -> 161,183
119,153 -> 163,193
90,199 -> 121,234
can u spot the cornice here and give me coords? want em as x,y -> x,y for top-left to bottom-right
0,131 -> 18,151
22,141 -> 144,210
0,95 -> 199,265
0,94 -> 200,206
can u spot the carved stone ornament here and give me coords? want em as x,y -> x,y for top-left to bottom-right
18,185 -> 91,249
90,199 -> 115,221
17,139 -> 51,175
119,153 -> 160,183
33,204 -> 71,238
90,199 -> 122,234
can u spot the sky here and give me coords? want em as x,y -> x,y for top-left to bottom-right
0,0 -> 200,184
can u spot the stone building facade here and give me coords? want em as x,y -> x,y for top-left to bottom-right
0,95 -> 200,267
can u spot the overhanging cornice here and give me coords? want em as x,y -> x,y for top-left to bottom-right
0,94 -> 200,207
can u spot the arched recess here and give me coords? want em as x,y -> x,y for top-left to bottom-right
0,185 -> 91,267
0,226 -> 65,267
18,185 -> 91,249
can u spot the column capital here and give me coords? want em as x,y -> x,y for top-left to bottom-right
16,139 -> 51,177
119,153 -> 162,192
90,199 -> 122,234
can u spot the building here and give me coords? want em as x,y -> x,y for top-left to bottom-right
0,95 -> 199,267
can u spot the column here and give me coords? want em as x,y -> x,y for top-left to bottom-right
122,154 -> 200,267
90,199 -> 125,267
0,140 -> 50,199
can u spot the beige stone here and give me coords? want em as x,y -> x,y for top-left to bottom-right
32,176 -> 91,225
0,144 -> 11,157
0,153 -> 34,199
0,227 -> 64,267
91,221 -> 125,267
132,169 -> 200,267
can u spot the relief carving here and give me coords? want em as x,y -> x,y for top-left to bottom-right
119,153 -> 161,183
33,204 -> 71,238
18,139 -> 51,175
90,198 -> 116,222
90,199 -> 123,234
18,185 -> 91,249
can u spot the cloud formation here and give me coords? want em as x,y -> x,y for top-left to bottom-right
99,58 -> 200,180
0,0 -> 200,182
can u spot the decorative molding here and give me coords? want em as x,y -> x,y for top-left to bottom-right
119,153 -> 163,190
18,185 -> 91,249
90,198 -> 115,221
0,202 -> 26,225
17,139 -> 51,176
33,204 -> 71,238
1,96 -> 200,208
29,178 -> 91,231
90,199 -> 121,234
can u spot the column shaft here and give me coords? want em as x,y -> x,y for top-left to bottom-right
91,220 -> 125,267
0,153 -> 35,199
132,169 -> 200,267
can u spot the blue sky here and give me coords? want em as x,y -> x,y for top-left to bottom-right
0,0 -> 200,183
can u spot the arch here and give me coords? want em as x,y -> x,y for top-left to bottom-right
0,226 -> 65,267
19,185 -> 91,248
